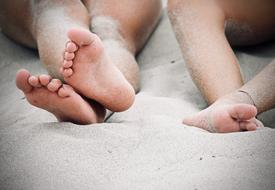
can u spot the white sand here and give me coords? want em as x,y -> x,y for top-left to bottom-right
0,10 -> 275,190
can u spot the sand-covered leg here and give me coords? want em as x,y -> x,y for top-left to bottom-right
60,28 -> 135,112
16,69 -> 105,124
82,0 -> 162,92
1,0 -> 92,79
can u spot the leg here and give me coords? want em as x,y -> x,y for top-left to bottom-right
1,0 -> 107,123
183,59 -> 275,133
83,0 -> 162,91
168,0 -> 275,132
59,0 -> 162,111
168,0 -> 275,104
0,0 -> 90,78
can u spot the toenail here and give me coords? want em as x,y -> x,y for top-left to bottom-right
63,60 -> 73,68
65,52 -> 75,60
67,42 -> 77,51
64,69 -> 73,77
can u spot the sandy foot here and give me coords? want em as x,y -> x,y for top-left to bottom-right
16,69 -> 105,124
60,28 -> 135,112
183,102 -> 264,133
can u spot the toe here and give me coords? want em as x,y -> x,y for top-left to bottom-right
67,28 -> 95,46
28,76 -> 42,87
228,104 -> 257,121
47,79 -> 62,92
63,60 -> 73,68
16,69 -> 33,93
239,121 -> 257,131
63,68 -> 73,78
66,41 -> 78,53
58,84 -> 73,97
64,52 -> 75,60
39,74 -> 52,86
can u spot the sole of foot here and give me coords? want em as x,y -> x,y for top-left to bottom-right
183,103 -> 264,133
16,69 -> 106,124
60,28 -> 135,112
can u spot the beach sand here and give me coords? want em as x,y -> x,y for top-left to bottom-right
0,7 -> 275,190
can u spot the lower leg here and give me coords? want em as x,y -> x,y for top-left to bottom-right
1,0 -> 91,79
182,60 -> 275,133
57,0 -> 162,111
168,0 -> 275,104
83,0 -> 162,92
32,0 -> 91,79
168,0 -> 275,132
168,0 -> 243,104
3,0 -> 108,123
239,59 -> 275,113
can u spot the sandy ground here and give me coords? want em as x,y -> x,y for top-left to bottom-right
0,8 -> 275,190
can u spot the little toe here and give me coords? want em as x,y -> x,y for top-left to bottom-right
28,76 -> 42,87
39,74 -> 52,86
66,41 -> 78,53
64,52 -> 75,61
63,68 -> 73,78
47,79 -> 62,92
16,69 -> 33,93
63,60 -> 73,68
58,84 -> 73,98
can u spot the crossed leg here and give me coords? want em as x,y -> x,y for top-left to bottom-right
1,0 -> 162,123
59,0 -> 162,111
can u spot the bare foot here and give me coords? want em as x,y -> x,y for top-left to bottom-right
183,97 -> 264,133
16,69 -> 106,124
60,28 -> 135,112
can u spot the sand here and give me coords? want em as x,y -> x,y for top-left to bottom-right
0,9 -> 275,190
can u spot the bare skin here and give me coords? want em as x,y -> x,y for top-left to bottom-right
0,0 -> 162,123
16,69 -> 105,124
168,0 -> 275,132
184,59 -> 275,133
60,29 -> 135,112
183,93 -> 262,133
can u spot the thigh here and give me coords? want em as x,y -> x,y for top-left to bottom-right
0,0 -> 36,48
219,0 -> 275,46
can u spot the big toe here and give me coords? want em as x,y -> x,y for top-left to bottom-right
16,69 -> 33,93
67,28 -> 96,46
228,104 -> 257,121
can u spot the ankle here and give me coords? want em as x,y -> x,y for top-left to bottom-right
215,90 -> 256,107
